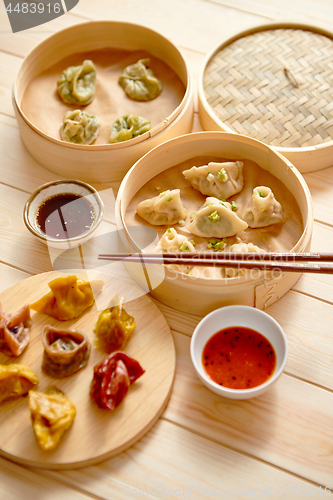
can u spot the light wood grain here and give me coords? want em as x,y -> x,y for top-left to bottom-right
0,271 -> 176,469
0,458 -> 99,500
1,0 -> 333,495
43,419 -> 324,499
164,331 -> 333,487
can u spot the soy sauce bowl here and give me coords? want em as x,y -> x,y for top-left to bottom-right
190,305 -> 288,400
23,179 -> 104,250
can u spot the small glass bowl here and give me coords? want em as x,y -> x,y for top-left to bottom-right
23,179 -> 104,250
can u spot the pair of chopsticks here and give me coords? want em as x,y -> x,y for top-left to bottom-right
98,252 -> 333,274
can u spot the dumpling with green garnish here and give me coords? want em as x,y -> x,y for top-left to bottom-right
188,197 -> 248,238
183,161 -> 244,200
242,186 -> 283,228
137,189 -> 186,226
109,114 -> 151,143
60,109 -> 100,145
57,60 -> 96,105
119,58 -> 162,101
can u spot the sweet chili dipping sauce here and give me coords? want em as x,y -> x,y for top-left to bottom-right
36,194 -> 96,239
202,327 -> 276,389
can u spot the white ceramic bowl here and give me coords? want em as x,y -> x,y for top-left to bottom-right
190,305 -> 288,400
23,179 -> 104,250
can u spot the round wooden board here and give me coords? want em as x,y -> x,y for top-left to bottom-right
0,271 -> 176,469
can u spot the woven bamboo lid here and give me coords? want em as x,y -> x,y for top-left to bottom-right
198,23 -> 333,173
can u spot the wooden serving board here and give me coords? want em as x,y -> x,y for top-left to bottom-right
0,271 -> 176,469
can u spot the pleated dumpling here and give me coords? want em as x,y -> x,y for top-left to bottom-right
189,197 -> 248,238
137,189 -> 187,226
60,109 -> 99,145
242,186 -> 283,228
155,228 -> 195,253
183,161 -> 244,199
155,228 -> 195,274
119,58 -> 162,101
109,114 -> 151,143
225,242 -> 266,278
57,60 -> 96,105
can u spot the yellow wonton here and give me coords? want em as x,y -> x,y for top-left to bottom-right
0,364 -> 39,404
30,276 -> 104,321
29,389 -> 76,451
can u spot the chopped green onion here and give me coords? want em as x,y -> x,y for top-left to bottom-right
160,191 -> 166,197
190,211 -> 196,221
156,186 -> 161,190
167,228 -> 171,233
189,239 -> 195,245
231,201 -> 238,211
258,191 -> 265,198
179,243 -> 189,252
208,203 -> 214,207
217,168 -> 228,182
207,172 -> 214,182
167,196 -> 173,202
207,242 -> 213,249
208,210 -> 220,223
208,238 -> 218,244
219,202 -> 227,208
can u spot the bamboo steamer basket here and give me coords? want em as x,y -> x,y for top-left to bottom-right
13,21 -> 194,183
198,23 -> 333,173
116,131 -> 313,315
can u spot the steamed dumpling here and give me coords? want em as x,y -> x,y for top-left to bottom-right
225,242 -> 266,278
155,228 -> 195,274
119,58 -> 162,101
183,161 -> 244,199
60,109 -> 99,144
242,186 -> 283,228
189,197 -> 248,238
57,60 -> 96,105
155,228 -> 195,253
109,114 -> 151,143
137,189 -> 187,226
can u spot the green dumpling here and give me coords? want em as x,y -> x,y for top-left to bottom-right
119,58 -> 162,101
109,114 -> 151,143
57,60 -> 96,105
60,109 -> 100,145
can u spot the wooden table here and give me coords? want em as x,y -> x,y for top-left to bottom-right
1,1 -> 333,497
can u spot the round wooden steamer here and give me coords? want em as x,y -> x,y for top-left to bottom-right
198,23 -> 333,173
116,131 -> 313,315
13,21 -> 194,183
0,271 -> 176,469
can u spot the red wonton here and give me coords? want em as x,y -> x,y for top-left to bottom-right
0,303 -> 31,356
90,352 -> 145,411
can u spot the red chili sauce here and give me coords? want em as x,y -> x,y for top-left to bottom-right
202,326 -> 276,389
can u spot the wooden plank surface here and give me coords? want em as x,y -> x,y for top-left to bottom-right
1,0 -> 333,497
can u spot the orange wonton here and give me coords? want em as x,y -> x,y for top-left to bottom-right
30,276 -> 104,320
0,364 -> 39,404
29,387 -> 76,450
0,303 -> 31,356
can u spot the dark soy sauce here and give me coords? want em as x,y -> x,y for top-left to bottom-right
36,194 -> 96,239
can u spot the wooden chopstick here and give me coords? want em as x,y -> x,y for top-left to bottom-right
98,252 -> 333,274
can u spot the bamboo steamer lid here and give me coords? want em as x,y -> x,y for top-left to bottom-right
198,23 -> 333,173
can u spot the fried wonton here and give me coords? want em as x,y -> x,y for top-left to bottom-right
30,276 -> 104,321
0,364 -> 38,404
29,388 -> 76,450
0,303 -> 31,356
